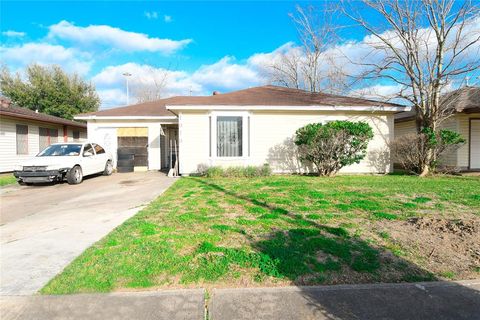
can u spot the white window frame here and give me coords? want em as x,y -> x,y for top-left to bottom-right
209,111 -> 250,160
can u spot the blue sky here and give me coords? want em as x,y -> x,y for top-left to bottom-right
1,1 -> 479,108
2,1 -> 308,72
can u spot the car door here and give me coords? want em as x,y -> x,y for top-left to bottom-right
81,143 -> 97,175
92,143 -> 108,172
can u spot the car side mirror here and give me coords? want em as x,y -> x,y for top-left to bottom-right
83,151 -> 93,157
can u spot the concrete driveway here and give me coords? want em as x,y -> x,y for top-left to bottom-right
0,172 -> 175,295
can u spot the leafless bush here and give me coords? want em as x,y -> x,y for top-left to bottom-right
391,133 -> 464,175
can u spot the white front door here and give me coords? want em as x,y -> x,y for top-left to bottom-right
470,119 -> 480,169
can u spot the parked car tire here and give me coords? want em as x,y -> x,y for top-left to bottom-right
67,165 -> 83,185
103,160 -> 113,176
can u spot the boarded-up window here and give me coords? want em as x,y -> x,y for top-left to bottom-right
39,127 -> 59,151
16,125 -> 28,155
73,130 -> 80,141
217,116 -> 242,157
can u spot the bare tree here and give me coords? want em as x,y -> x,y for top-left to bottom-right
342,0 -> 480,175
132,65 -> 170,103
268,5 -> 349,94
269,47 -> 303,89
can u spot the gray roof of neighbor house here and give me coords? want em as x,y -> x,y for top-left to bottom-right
0,97 -> 87,129
395,86 -> 480,123
77,85 -> 406,118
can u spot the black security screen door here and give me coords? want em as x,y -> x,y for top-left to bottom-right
217,116 -> 242,157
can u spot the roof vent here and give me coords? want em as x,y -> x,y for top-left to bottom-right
212,91 -> 221,96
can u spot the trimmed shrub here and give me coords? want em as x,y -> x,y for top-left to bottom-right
294,121 -> 374,176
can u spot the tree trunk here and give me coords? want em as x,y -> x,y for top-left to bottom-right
419,164 -> 430,177
419,147 -> 434,177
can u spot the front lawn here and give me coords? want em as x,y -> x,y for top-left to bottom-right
0,174 -> 16,187
42,175 -> 480,294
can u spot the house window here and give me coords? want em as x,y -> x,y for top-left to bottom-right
16,125 -> 28,155
217,116 -> 243,157
73,130 -> 80,141
39,127 -> 59,151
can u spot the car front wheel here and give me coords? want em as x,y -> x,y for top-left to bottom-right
103,160 -> 113,176
67,165 -> 83,184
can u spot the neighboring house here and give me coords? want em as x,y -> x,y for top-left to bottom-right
0,98 -> 87,172
76,85 -> 408,175
395,87 -> 480,171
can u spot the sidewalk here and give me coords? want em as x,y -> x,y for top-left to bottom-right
0,289 -> 205,320
1,280 -> 479,320
209,280 -> 480,320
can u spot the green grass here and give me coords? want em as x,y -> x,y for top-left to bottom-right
0,174 -> 16,187
41,175 -> 480,294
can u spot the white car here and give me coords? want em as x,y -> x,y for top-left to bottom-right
14,142 -> 113,185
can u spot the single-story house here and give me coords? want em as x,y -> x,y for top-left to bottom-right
0,97 -> 87,172
76,85 -> 409,175
395,87 -> 480,171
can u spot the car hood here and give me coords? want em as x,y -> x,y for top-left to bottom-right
20,156 -> 78,167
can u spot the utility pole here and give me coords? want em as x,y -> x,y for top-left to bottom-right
122,72 -> 132,105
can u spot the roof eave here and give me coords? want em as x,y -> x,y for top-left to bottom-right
74,115 -> 179,121
166,105 -> 410,112
0,110 -> 87,128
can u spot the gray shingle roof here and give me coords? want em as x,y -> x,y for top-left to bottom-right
395,86 -> 480,123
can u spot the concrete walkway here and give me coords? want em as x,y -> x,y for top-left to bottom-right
0,172 -> 175,295
0,289 -> 205,320
209,280 -> 480,320
1,280 -> 479,319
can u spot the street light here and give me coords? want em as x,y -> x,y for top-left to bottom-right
122,72 -> 132,105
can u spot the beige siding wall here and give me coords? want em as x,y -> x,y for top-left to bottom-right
179,111 -> 395,174
394,113 -> 480,169
438,117 -> 458,167
178,112 -> 209,174
0,117 -> 86,172
394,120 -> 416,139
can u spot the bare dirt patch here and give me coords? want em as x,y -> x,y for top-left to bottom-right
375,217 -> 480,280
407,217 -> 478,236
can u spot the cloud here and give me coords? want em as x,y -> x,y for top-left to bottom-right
2,30 -> 26,37
190,56 -> 264,92
48,20 -> 191,54
0,42 -> 92,75
92,62 -> 203,107
96,88 -> 128,108
92,57 -> 267,108
144,11 -> 158,19
330,15 -> 480,81
164,15 -> 173,23
349,84 -> 404,100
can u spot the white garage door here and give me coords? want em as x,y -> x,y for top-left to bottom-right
470,119 -> 480,169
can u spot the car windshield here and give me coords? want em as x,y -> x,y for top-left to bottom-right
38,144 -> 82,157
